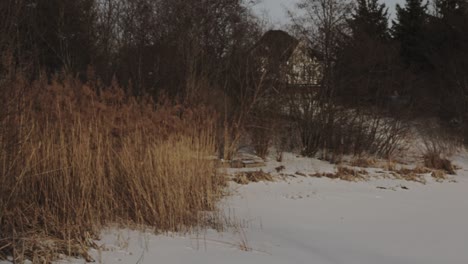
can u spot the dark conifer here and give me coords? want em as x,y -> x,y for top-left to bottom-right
391,0 -> 429,67
349,0 -> 390,40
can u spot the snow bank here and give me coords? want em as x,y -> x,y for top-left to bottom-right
52,153 -> 468,264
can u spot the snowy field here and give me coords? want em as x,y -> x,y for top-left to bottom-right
57,152 -> 468,264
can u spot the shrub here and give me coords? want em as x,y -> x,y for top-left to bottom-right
293,101 -> 409,159
419,120 -> 460,175
423,152 -> 456,175
0,74 -> 225,262
247,121 -> 272,159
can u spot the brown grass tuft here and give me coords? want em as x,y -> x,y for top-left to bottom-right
350,157 -> 377,168
233,170 -> 274,184
391,171 -> 426,184
431,170 -> 447,182
0,74 -> 225,262
397,166 -> 432,175
391,166 -> 446,183
382,160 -> 397,171
311,166 -> 368,182
423,153 -> 456,175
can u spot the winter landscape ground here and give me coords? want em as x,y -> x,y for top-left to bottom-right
1,1 -> 468,263
48,151 -> 468,264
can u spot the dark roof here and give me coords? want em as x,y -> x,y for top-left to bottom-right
251,30 -> 299,63
251,30 -> 323,63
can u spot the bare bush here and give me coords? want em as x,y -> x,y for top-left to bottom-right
423,154 -> 455,175
246,110 -> 292,160
247,122 -> 272,159
418,119 -> 462,175
421,137 -> 456,175
291,99 -> 409,160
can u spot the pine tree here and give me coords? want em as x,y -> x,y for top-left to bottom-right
334,0 -> 395,106
427,0 -> 468,119
435,0 -> 467,18
430,0 -> 467,49
391,0 -> 429,67
349,0 -> 390,40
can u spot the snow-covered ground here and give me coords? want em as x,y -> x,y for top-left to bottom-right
59,152 -> 468,264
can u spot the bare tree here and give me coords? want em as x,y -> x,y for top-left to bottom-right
291,0 -> 352,96
286,0 -> 352,156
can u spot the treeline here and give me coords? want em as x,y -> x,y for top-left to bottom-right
1,0 -> 467,140
334,0 -> 468,122
2,0 -> 467,121
0,0 -> 261,98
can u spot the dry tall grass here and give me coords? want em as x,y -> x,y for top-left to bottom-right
0,73 -> 225,262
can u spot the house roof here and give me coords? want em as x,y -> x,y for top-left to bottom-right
251,30 -> 299,63
251,30 -> 323,63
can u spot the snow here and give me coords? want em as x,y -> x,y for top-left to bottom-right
54,151 -> 468,264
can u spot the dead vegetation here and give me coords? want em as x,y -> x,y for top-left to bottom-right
382,164 -> 453,183
309,162 -> 452,183
233,170 -> 274,185
390,166 -> 433,183
431,170 -> 448,182
0,74 -> 225,262
351,148 -> 457,183
423,154 -> 456,175
382,160 -> 397,171
311,166 -> 369,182
418,120 -> 462,175
350,157 -> 378,168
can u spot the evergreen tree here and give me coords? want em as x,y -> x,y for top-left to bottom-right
430,0 -> 467,50
435,0 -> 467,18
334,0 -> 396,106
391,0 -> 429,67
349,0 -> 390,40
427,0 -> 468,120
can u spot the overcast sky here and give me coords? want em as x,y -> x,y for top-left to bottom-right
253,0 -> 405,27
